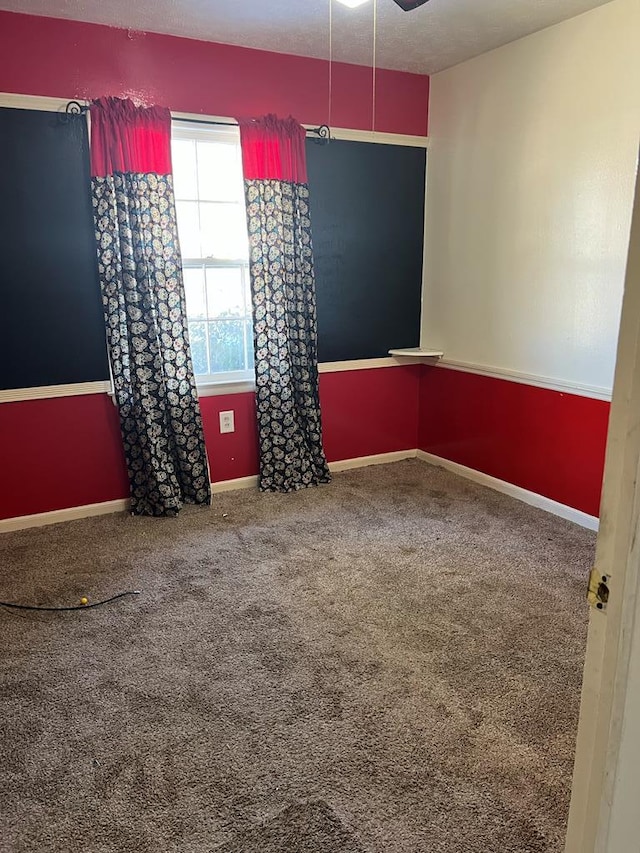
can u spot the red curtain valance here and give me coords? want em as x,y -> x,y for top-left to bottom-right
90,97 -> 172,177
238,114 -> 308,184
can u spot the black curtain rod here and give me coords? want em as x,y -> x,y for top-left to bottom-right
176,116 -> 236,128
64,101 -> 330,139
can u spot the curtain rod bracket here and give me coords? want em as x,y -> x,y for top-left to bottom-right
310,124 -> 331,144
65,101 -> 89,115
58,100 -> 89,125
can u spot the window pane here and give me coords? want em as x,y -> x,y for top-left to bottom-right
200,203 -> 249,261
176,201 -> 201,258
206,267 -> 243,318
183,267 -> 206,319
172,139 -> 198,199
209,320 -> 244,373
172,123 -> 254,381
188,321 -> 208,375
197,141 -> 243,202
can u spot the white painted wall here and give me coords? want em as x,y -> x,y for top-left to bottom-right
422,0 -> 640,393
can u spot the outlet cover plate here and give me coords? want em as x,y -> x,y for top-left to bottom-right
219,410 -> 235,434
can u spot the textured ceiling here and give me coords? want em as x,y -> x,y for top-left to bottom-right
0,0 -> 615,74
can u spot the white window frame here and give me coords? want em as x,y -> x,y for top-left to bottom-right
171,120 -> 255,395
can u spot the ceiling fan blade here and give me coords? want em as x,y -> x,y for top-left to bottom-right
391,0 -> 431,9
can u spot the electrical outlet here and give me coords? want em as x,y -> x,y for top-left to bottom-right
219,410 -> 235,434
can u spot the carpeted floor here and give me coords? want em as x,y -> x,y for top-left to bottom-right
0,460 -> 594,853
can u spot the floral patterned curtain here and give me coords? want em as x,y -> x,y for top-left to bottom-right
90,97 -> 211,516
238,115 -> 331,493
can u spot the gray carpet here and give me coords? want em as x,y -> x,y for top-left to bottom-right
215,801 -> 364,852
0,460 -> 593,852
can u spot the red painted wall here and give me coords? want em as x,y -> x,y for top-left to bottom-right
419,366 -> 610,518
0,394 -> 128,519
0,11 -> 429,135
0,11 -> 429,521
199,364 -> 422,489
321,365 -> 420,462
4,15 -> 607,521
1,364 -> 608,520
200,393 -> 259,486
0,366 -> 421,520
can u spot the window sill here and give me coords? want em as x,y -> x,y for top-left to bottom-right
107,378 -> 256,405
197,379 -> 256,397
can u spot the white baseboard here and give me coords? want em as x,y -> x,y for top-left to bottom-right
329,449 -> 417,472
210,451 -> 418,491
0,449 -> 597,533
0,479 -> 264,533
416,450 -> 599,531
211,475 -> 258,493
0,452 -> 415,533
0,499 -> 129,534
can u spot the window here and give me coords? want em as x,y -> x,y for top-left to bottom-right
171,121 -> 253,385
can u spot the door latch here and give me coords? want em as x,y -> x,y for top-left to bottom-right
588,567 -> 610,611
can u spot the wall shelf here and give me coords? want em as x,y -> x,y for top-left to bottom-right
389,347 -> 444,359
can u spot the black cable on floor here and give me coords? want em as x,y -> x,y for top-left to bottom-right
0,590 -> 141,611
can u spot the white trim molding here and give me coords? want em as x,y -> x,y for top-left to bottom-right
198,357 -> 423,390
173,110 -> 428,148
436,358 -> 612,402
208,459 -> 420,488
0,499 -> 129,534
316,126 -> 428,148
319,357 -> 420,373
0,449 -> 598,533
388,347 -> 443,359
198,380 -> 256,398
329,450 -> 417,472
0,93 -> 428,148
416,450 -> 599,531
211,475 -> 258,493
0,92 -> 74,113
0,451 -> 417,533
0,381 -> 112,405
1,358 -> 421,404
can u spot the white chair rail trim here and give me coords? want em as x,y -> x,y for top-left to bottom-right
436,358 -> 612,401
0,358 -> 425,404
0,381 -> 112,404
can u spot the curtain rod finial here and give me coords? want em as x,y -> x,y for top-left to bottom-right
65,100 -> 88,115
311,124 -> 331,144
